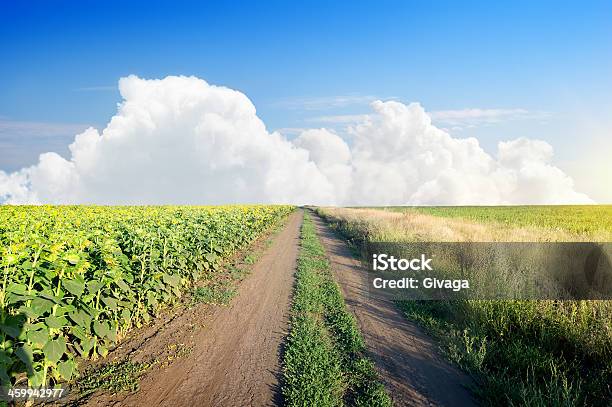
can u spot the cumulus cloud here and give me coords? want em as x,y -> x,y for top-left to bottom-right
0,75 -> 592,205
0,76 -> 336,205
347,101 -> 590,205
293,129 -> 353,202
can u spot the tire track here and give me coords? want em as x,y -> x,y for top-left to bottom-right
110,210 -> 302,407
311,213 -> 477,407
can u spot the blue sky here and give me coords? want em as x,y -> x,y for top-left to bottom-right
1,0 -> 611,199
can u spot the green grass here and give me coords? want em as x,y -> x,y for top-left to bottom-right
190,284 -> 236,306
228,265 -> 248,280
391,205 -> 612,236
77,359 -> 153,397
282,213 -> 391,407
396,299 -> 612,406
319,207 -> 612,406
244,253 -> 257,264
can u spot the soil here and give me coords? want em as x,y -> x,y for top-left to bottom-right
57,208 -> 477,407
70,209 -> 303,407
311,213 -> 478,407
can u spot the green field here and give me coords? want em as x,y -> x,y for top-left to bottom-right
389,205 -> 612,237
0,205 -> 293,387
318,206 -> 612,406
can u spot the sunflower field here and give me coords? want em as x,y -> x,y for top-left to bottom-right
0,205 -> 293,386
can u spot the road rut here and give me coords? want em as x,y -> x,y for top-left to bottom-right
114,210 -> 302,407
311,213 -> 477,407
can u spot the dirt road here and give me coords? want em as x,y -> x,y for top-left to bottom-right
311,214 -> 477,407
105,210 -> 302,407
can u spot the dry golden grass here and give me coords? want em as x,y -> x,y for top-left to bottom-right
317,207 -> 610,242
317,206 -> 612,406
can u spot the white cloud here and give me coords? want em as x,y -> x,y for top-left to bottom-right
0,75 -> 592,205
274,127 -> 309,136
429,108 -> 549,129
430,108 -> 529,120
346,101 -> 589,205
0,119 -> 93,171
273,95 -> 383,110
293,129 -> 353,202
0,119 -> 90,138
307,107 -> 544,130
306,114 -> 370,124
1,76 -> 337,205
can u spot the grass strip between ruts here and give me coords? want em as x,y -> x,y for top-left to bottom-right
282,212 -> 392,407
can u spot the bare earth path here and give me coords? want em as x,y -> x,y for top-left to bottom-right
110,210 -> 302,407
311,213 -> 477,407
